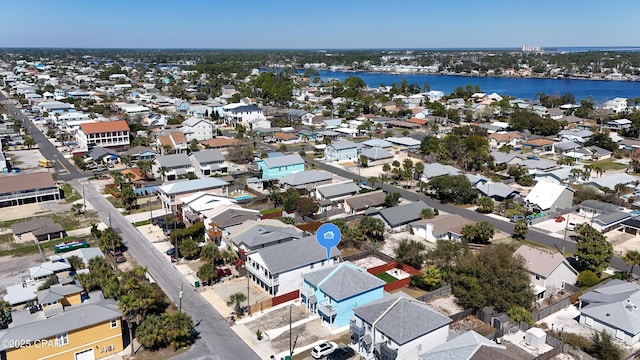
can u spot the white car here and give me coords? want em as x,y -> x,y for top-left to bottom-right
566,221 -> 579,231
311,341 -> 338,359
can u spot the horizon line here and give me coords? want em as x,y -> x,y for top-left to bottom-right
1,46 -> 640,51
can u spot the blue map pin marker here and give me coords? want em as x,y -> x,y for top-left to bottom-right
316,223 -> 341,263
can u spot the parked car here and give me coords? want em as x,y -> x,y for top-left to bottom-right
566,221 -> 579,231
92,167 -> 107,173
510,215 -> 525,223
166,248 -> 176,256
327,347 -> 355,360
311,341 -> 338,359
555,216 -> 565,223
115,254 -> 126,263
526,155 -> 540,160
216,268 -> 232,278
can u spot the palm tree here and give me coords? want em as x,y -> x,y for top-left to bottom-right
157,166 -> 168,181
624,250 -> 640,279
227,292 -> 247,313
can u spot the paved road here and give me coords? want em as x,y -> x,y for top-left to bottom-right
309,158 -> 636,275
75,179 -> 259,360
0,92 -> 83,181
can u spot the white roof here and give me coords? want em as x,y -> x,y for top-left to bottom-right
180,192 -> 236,212
524,182 -> 570,211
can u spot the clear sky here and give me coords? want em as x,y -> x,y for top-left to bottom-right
1,0 -> 638,49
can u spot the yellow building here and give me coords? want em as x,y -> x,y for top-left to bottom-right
0,287 -> 123,360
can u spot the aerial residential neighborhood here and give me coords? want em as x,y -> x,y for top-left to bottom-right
2,45 -> 640,360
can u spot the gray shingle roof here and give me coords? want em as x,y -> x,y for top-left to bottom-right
353,295 -> 452,345
210,208 -> 260,228
303,262 -> 385,301
368,200 -> 429,227
279,170 -> 332,186
580,280 -> 640,336
329,141 -> 358,151
345,190 -> 386,211
232,223 -> 303,249
361,147 -> 393,160
250,235 -> 340,274
476,182 -> 518,199
37,284 -> 83,304
156,153 -> 192,168
259,153 -> 305,168
580,200 -> 621,213
317,182 -> 361,199
419,330 -> 508,360
189,149 -> 225,165
0,299 -> 121,349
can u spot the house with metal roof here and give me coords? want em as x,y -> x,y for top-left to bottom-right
245,235 -> 340,296
523,182 -> 574,213
301,262 -> 385,328
418,330 -> 516,360
362,139 -> 393,148
316,181 -> 361,203
578,200 -> 622,218
279,170 -> 333,191
256,153 -> 305,180
189,149 -> 227,176
0,296 -> 123,360
157,178 -> 229,213
366,200 -> 430,232
579,280 -> 640,346
352,293 -> 452,360
514,245 -> 578,302
591,211 -> 633,233
154,153 -> 195,181
420,163 -> 460,182
325,141 -> 358,162
585,173 -> 639,193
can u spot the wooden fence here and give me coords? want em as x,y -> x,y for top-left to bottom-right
248,289 -> 300,315
532,294 -> 572,322
416,284 -> 452,303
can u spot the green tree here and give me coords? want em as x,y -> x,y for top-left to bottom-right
575,225 -> 613,274
419,208 -> 436,219
282,188 -> 300,212
428,175 -> 478,204
179,238 -> 200,259
590,331 -> 623,360
121,184 -> 137,210
513,219 -> 529,240
451,245 -> 533,312
508,305 -> 533,325
197,263 -> 218,285
136,314 -> 165,350
163,312 -> 195,350
421,267 -> 442,289
359,216 -> 386,242
461,221 -> 495,244
577,270 -> 600,288
295,197 -> 319,218
99,227 -> 123,253
384,192 -> 401,207
476,197 -> 494,214
585,132 -> 616,151
227,292 -> 247,313
394,239 -> 427,269
66,255 -> 85,270
623,250 -> 640,277
189,139 -> 200,153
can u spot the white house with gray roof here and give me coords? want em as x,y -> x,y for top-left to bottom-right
352,294 -> 452,360
225,219 -> 303,254
579,280 -> 640,345
316,181 -> 361,202
301,262 -> 385,328
514,245 -> 578,302
157,177 -> 229,213
279,170 -> 333,191
181,116 -> 215,141
523,182 -> 574,213
188,149 -> 227,176
360,147 -> 394,166
421,163 -> 460,183
325,141 -> 358,162
245,235 -> 340,296
418,330 -> 515,360
154,153 -> 195,181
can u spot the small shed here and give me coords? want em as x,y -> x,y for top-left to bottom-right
524,327 -> 547,348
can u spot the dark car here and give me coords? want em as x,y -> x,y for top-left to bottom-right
327,347 -> 355,360
115,254 -> 126,263
216,268 -> 232,277
166,248 -> 176,256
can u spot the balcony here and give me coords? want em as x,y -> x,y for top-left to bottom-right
380,342 -> 398,360
318,302 -> 337,317
350,319 -> 365,338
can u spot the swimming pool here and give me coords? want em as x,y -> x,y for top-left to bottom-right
234,194 -> 253,201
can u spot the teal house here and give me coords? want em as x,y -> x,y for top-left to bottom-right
256,153 -> 305,180
325,141 -> 358,162
302,262 -> 385,328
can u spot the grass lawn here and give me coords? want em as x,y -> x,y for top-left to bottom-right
133,219 -> 151,227
60,183 -> 81,203
52,211 -> 100,231
131,346 -> 189,360
0,235 -> 95,257
259,207 -> 281,215
375,272 -> 398,283
591,158 -> 627,171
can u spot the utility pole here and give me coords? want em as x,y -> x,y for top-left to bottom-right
247,274 -> 251,315
82,183 -> 86,216
179,283 -> 184,313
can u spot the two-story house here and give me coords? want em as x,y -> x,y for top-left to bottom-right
225,219 -> 304,256
523,182 -> 574,213
223,104 -> 264,126
325,141 -> 358,162
203,205 -> 261,245
514,245 -> 578,302
0,293 -> 123,360
76,120 -> 130,151
181,117 -> 215,142
157,177 -> 229,214
179,192 -> 237,227
245,235 -> 340,296
156,131 -> 188,154
154,153 -> 195,181
351,294 -> 452,360
189,149 -> 227,176
256,154 -> 305,180
302,262 -> 385,328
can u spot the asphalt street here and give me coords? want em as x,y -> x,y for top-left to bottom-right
75,179 -> 260,360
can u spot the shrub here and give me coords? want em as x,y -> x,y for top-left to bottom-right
577,270 -> 600,288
